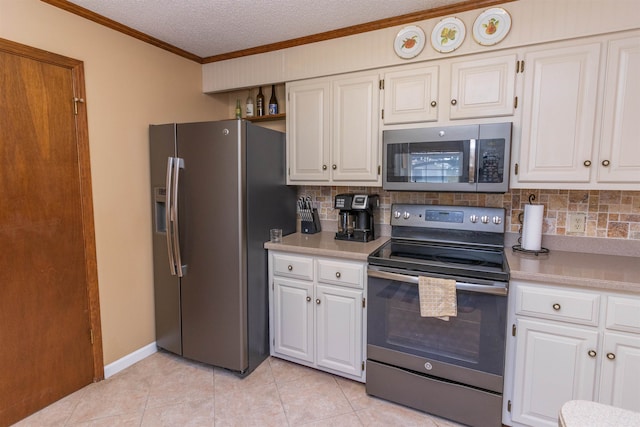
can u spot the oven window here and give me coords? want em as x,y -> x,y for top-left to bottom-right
368,277 -> 506,375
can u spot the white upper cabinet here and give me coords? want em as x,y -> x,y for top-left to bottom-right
516,42 -> 601,184
596,34 -> 640,184
382,65 -> 439,125
449,54 -> 518,120
381,52 -> 518,126
513,31 -> 640,190
286,71 -> 380,186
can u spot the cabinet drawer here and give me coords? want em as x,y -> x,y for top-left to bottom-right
515,284 -> 601,326
317,258 -> 364,289
606,295 -> 640,333
272,253 -> 314,280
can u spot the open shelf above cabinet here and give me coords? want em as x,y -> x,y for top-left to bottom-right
246,113 -> 286,122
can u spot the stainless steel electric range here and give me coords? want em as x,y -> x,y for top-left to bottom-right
366,204 -> 509,427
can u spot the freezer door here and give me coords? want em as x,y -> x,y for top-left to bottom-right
149,124 -> 182,355
177,121 -> 246,370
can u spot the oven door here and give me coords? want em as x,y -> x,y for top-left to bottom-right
367,267 -> 507,393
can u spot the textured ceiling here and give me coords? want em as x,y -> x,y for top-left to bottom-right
65,0 -> 470,58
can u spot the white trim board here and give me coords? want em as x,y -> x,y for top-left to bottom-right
103,342 -> 157,378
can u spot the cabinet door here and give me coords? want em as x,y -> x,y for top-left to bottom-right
382,66 -> 439,124
597,35 -> 640,184
332,73 -> 380,183
315,284 -> 363,378
511,318 -> 598,427
518,43 -> 601,183
272,278 -> 314,363
599,332 -> 640,412
449,54 -> 517,119
286,79 -> 331,183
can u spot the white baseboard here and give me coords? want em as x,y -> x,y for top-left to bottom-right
103,342 -> 157,378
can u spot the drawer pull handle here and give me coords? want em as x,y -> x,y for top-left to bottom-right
306,296 -> 311,302
552,303 -> 561,311
607,352 -> 616,360
588,350 -> 597,358
451,99 -> 457,106
287,265 -> 293,271
322,165 -> 327,170
584,160 -> 592,167
336,272 -> 341,278
316,299 -> 321,305
430,101 -> 437,107
602,159 -> 610,167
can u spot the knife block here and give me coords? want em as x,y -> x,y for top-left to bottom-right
301,209 -> 321,234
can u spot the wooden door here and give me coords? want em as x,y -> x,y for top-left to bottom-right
382,65 -> 439,124
0,38 -> 102,426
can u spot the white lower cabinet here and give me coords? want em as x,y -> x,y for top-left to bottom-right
504,281 -> 640,426
269,251 -> 366,382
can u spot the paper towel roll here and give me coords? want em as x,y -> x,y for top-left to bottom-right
521,204 -> 544,251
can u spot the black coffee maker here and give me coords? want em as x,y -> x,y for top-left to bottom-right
334,193 -> 379,242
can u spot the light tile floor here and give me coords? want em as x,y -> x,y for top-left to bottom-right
14,351 -> 466,426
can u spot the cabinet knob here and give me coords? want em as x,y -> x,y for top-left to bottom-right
316,298 -> 321,305
451,99 -> 457,106
588,350 -> 597,358
430,101 -> 437,107
322,165 -> 327,170
602,160 -> 610,167
332,164 -> 337,170
335,272 -> 341,278
287,265 -> 293,271
552,303 -> 561,311
583,160 -> 592,167
306,296 -> 311,302
607,352 -> 616,360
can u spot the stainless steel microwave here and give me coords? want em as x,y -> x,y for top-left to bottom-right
383,122 -> 512,193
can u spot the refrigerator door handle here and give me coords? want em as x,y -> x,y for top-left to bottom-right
165,157 -> 177,276
171,157 -> 186,277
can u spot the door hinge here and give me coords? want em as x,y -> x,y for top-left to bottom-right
508,400 -> 512,412
381,109 -> 384,120
514,96 -> 518,109
362,297 -> 366,308
512,324 -> 517,336
73,97 -> 85,115
377,165 -> 381,176
288,167 -> 290,176
379,79 -> 384,90
514,163 -> 519,176
362,361 -> 365,371
89,329 -> 94,344
520,60 -> 525,73
516,60 -> 525,73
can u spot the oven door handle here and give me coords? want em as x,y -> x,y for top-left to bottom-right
367,268 -> 508,296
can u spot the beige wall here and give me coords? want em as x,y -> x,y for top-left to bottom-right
0,0 -> 225,364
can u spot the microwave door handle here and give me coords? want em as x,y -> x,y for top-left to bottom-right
171,157 -> 186,277
165,157 -> 177,276
468,138 -> 476,183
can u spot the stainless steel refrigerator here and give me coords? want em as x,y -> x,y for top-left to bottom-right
149,120 -> 297,375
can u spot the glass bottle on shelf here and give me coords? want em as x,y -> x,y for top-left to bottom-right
245,92 -> 254,118
235,99 -> 242,119
269,85 -> 278,115
256,87 -> 265,116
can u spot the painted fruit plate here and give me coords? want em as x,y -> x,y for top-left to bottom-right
431,17 -> 466,53
394,25 -> 426,59
473,7 -> 512,46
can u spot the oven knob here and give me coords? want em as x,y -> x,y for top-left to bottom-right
393,210 -> 401,219
469,215 -> 478,223
403,211 -> 411,220
481,215 -> 489,224
492,216 -> 502,225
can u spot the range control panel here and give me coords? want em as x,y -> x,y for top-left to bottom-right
391,204 -> 505,233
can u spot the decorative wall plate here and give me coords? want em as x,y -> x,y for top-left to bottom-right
394,25 -> 426,59
431,17 -> 466,53
473,7 -> 512,46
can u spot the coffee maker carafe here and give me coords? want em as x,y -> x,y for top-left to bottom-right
334,193 -> 379,242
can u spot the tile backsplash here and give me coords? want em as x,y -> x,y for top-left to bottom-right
297,187 -> 640,241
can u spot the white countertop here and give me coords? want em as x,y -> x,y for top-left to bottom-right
265,232 -> 640,293
559,400 -> 640,427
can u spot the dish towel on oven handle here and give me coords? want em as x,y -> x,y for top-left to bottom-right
418,276 -> 458,321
